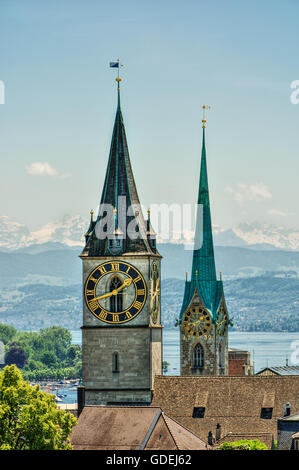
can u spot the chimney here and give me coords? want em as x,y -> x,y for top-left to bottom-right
77,385 -> 85,417
208,431 -> 215,446
284,403 -> 291,417
216,423 -> 222,441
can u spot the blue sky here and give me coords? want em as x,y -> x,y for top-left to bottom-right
0,0 -> 298,230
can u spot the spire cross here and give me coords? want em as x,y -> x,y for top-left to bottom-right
202,105 -> 211,128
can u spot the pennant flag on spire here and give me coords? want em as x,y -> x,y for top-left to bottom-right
110,61 -> 119,68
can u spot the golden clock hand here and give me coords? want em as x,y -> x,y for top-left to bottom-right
93,278 -> 132,301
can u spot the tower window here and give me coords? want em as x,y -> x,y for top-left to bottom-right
193,343 -> 204,369
260,408 -> 273,419
110,276 -> 123,312
112,352 -> 119,373
192,407 -> 205,418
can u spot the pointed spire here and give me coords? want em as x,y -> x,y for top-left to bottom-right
191,107 -> 216,281
83,73 -> 158,256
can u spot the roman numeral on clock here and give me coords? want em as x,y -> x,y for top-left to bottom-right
111,263 -> 120,271
112,314 -> 120,322
89,299 -> 99,311
132,300 -> 143,310
98,310 -> 107,321
98,265 -> 107,275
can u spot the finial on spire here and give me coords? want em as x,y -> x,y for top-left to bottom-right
186,272 -> 188,281
110,58 -> 124,91
90,209 -> 94,221
220,270 -> 222,280
202,105 -> 211,128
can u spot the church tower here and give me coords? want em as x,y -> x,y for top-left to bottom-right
179,107 -> 229,376
80,71 -> 162,405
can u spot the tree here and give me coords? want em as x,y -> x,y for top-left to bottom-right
0,365 -> 77,450
5,347 -> 28,369
218,439 -> 268,450
0,325 -> 17,345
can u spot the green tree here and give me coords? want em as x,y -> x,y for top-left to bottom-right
0,325 -> 17,345
0,365 -> 77,450
218,439 -> 268,450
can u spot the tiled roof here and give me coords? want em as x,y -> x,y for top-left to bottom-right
70,405 -> 211,450
152,375 -> 299,443
256,366 -> 299,376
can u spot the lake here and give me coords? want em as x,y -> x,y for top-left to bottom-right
71,329 -> 299,375
60,329 -> 298,404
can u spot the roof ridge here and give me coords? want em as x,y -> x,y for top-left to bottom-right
162,412 -> 210,449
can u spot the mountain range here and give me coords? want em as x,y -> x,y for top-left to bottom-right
1,215 -> 299,252
0,215 -> 298,332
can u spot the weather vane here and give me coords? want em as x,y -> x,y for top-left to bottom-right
110,58 -> 124,89
202,105 -> 211,128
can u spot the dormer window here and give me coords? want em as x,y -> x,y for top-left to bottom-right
108,236 -> 123,255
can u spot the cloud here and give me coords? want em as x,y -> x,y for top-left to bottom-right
26,162 -> 70,179
268,209 -> 294,217
225,182 -> 272,204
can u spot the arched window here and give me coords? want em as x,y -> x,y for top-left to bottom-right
193,343 -> 204,369
110,276 -> 123,312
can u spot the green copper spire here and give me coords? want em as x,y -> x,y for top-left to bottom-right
179,107 -> 222,322
191,116 -> 216,281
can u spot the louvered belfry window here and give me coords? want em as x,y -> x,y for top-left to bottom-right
193,343 -> 204,368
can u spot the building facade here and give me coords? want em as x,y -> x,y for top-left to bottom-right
80,79 -> 162,405
179,111 -> 229,376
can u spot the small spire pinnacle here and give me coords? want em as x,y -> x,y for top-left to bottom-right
90,209 -> 94,221
186,272 -> 188,281
202,105 -> 211,128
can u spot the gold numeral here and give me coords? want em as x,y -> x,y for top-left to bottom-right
98,265 -> 107,275
133,275 -> 141,283
89,299 -> 99,311
89,276 -> 97,283
126,266 -> 131,274
125,311 -> 133,319
112,314 -> 119,322
111,263 -> 119,271
99,310 -> 107,321
137,289 -> 145,296
133,300 -> 142,310
86,289 -> 94,295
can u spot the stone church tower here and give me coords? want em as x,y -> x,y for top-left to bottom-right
80,76 -> 162,405
179,108 -> 229,376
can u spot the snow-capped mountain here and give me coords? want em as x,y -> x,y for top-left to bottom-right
0,215 -> 299,251
0,215 -> 87,251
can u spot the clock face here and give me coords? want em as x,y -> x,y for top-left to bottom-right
183,307 -> 211,337
217,306 -> 227,336
84,261 -> 147,324
150,261 -> 160,324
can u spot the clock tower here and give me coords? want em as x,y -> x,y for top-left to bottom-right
80,74 -> 162,405
179,108 -> 229,376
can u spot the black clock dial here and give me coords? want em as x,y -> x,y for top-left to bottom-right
183,307 -> 211,337
84,261 -> 147,324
